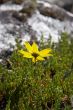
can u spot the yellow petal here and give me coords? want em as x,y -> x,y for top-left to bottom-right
19,50 -> 25,55
36,56 -> 45,61
47,54 -> 53,56
39,48 -> 52,57
32,42 -> 39,53
24,42 -> 32,53
19,50 -> 32,58
32,57 -> 36,63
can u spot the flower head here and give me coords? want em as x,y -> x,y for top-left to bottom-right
19,42 -> 52,63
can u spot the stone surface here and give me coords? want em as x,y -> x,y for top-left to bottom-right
20,0 -> 37,16
28,11 -> 73,42
0,0 -> 73,54
12,11 -> 27,22
37,2 -> 73,21
13,0 -> 24,4
38,0 -> 73,7
38,0 -> 73,13
0,0 -> 10,4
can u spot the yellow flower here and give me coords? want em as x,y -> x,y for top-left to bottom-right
19,42 -> 52,63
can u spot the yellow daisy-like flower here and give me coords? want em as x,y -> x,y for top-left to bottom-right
19,42 -> 52,63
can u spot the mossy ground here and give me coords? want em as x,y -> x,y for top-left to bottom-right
0,33 -> 73,110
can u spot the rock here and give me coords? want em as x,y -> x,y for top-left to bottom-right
41,0 -> 73,7
71,6 -> 73,13
0,10 -> 23,24
19,0 -> 37,16
0,49 -> 13,61
13,0 -> 36,5
38,2 -> 73,21
0,0 -> 3,3
54,0 -> 73,7
13,0 -> 24,4
12,11 -> 27,22
0,0 -> 10,4
62,3 -> 73,13
38,0 -> 73,13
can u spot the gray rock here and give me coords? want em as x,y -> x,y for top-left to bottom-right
38,0 -> 73,13
0,49 -> 13,59
12,11 -> 27,22
37,2 -> 73,21
20,0 -> 37,16
13,0 -> 24,4
38,0 -> 73,7
0,0 -> 73,53
0,0 -> 10,4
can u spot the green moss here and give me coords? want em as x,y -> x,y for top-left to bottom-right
0,32 -> 73,110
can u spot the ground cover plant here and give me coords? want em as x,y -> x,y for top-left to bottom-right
0,32 -> 73,110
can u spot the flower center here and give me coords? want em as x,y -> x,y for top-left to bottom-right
32,53 -> 39,58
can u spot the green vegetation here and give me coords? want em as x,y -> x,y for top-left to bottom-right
0,32 -> 73,110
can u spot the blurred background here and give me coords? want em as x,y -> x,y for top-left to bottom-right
0,0 -> 73,52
